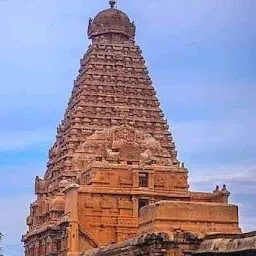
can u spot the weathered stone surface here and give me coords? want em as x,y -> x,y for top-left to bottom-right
139,201 -> 240,236
79,232 -> 200,256
193,232 -> 256,255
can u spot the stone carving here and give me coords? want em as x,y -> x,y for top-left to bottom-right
119,145 -> 141,161
139,149 -> 155,165
119,176 -> 132,185
118,198 -> 132,209
154,175 -> 165,188
101,196 -> 117,209
114,126 -> 136,142
90,172 -> 110,184
35,176 -> 47,195
72,155 -> 85,170
84,197 -> 94,209
105,148 -> 119,161
175,174 -> 188,189
69,125 -> 173,168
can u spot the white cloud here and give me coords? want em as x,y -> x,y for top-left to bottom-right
155,83 -> 256,155
190,168 -> 256,192
0,130 -> 53,152
0,162 -> 46,192
0,194 -> 34,246
129,0 -> 256,38
159,83 -> 256,107
172,117 -> 256,154
241,217 -> 256,233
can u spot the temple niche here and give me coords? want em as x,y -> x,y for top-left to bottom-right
21,2 -> 254,256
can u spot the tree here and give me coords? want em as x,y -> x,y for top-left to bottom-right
0,232 -> 3,256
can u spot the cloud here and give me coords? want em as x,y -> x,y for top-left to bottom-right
191,168 -> 256,192
154,83 -> 256,160
0,130 -> 53,152
159,83 -> 256,107
241,216 -> 256,233
0,194 -> 34,250
0,162 -> 43,250
0,161 -> 45,194
172,116 -> 256,154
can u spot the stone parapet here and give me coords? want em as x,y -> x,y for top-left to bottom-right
79,232 -> 170,256
139,201 -> 241,237
193,231 -> 256,255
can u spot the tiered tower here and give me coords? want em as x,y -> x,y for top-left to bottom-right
22,2 -> 240,256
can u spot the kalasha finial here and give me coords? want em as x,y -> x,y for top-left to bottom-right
213,185 -> 220,193
109,0 -> 116,8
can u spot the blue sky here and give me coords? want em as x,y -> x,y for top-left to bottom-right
0,0 -> 255,255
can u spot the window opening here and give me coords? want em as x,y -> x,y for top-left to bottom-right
139,172 -> 149,187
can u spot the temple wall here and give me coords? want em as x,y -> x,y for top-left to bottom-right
79,164 -> 188,192
139,201 -> 241,236
77,190 -> 137,251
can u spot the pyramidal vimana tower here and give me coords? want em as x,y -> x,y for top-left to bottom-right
22,2 -> 246,256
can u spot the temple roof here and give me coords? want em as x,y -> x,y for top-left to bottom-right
194,232 -> 256,254
87,5 -> 136,39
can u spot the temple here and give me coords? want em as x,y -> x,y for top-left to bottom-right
22,2 -> 255,256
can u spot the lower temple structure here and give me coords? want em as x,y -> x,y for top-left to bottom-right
79,231 -> 256,256
194,232 -> 256,256
22,1 -> 255,255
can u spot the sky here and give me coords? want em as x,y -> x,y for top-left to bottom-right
0,0 -> 255,255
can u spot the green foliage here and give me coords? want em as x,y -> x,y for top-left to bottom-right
0,232 -> 3,256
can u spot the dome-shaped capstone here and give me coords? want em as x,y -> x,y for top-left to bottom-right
51,194 -> 65,212
87,7 -> 136,39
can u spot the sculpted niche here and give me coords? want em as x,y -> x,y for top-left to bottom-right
72,125 -> 173,173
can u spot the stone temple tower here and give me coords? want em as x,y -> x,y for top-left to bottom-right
22,2 -> 241,256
